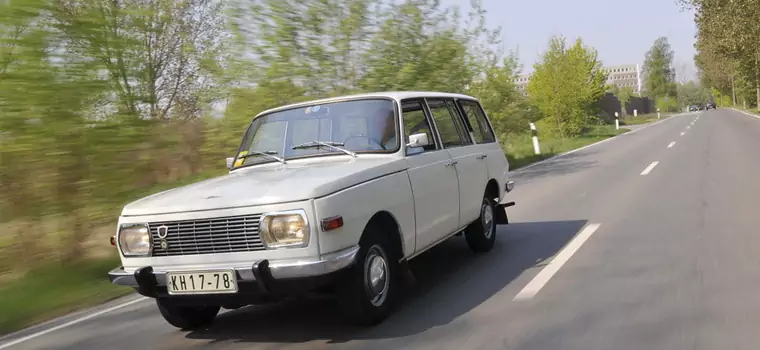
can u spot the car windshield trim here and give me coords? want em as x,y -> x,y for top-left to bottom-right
238,150 -> 286,164
292,141 -> 357,157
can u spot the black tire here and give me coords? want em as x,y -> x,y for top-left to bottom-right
337,225 -> 400,326
156,299 -> 220,330
465,196 -> 497,253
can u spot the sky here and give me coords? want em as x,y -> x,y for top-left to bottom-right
441,0 -> 698,81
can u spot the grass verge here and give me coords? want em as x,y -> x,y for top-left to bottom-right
0,257 -> 132,335
504,124 -> 629,170
620,113 -> 671,126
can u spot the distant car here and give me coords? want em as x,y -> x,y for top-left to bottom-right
705,102 -> 716,110
689,105 -> 700,112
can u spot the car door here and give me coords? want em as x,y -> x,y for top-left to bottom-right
457,99 -> 508,198
426,98 -> 487,228
401,99 -> 460,253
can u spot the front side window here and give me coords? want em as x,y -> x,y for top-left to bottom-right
401,100 -> 437,155
234,98 -> 398,168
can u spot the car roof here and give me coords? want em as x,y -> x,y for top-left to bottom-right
255,91 -> 479,117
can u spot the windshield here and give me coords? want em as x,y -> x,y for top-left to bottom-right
233,98 -> 398,167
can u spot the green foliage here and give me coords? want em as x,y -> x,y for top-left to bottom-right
655,96 -> 680,113
527,36 -> 608,138
466,55 -> 538,138
677,81 -> 712,107
685,0 -> 760,107
642,37 -> 677,100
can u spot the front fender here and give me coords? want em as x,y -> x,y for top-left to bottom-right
313,170 -> 415,257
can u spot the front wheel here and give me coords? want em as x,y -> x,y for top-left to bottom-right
464,196 -> 497,253
156,298 -> 220,330
337,226 -> 399,326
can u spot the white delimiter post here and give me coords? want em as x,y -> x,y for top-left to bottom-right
657,108 -> 661,119
530,122 -> 540,155
634,109 -> 638,117
614,112 -> 619,130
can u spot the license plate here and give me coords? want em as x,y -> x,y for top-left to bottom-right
166,270 -> 238,295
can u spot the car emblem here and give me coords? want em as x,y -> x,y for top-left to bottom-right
157,225 -> 169,239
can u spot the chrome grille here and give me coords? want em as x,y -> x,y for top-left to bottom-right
149,214 -> 265,257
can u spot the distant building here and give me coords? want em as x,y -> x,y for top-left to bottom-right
514,63 -> 642,95
603,64 -> 642,94
514,74 -> 531,93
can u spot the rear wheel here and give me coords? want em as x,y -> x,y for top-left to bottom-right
156,299 -> 220,330
464,196 -> 497,253
337,226 -> 400,326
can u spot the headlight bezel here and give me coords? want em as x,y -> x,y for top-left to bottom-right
259,209 -> 310,249
118,223 -> 152,257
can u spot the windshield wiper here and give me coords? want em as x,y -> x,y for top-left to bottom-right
238,150 -> 286,164
292,141 -> 357,157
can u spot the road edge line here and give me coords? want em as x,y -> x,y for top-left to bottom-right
510,113 -> 684,174
0,297 -> 148,349
730,107 -> 760,119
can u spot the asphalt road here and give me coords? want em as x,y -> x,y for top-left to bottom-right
4,108 -> 760,350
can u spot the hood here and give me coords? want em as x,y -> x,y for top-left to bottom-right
121,156 -> 408,216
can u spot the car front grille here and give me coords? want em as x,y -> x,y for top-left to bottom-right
149,214 -> 265,257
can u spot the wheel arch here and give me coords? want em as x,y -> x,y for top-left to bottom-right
363,210 -> 405,261
485,178 -> 501,203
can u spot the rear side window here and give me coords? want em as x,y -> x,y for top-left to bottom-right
426,99 -> 467,148
459,100 -> 496,143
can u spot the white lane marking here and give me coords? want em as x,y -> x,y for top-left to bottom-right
514,223 -> 602,301
667,142 -> 676,148
0,297 -> 148,349
686,126 -> 690,129
511,113 -> 684,174
640,161 -> 659,175
731,108 -> 760,119
680,132 -> 686,136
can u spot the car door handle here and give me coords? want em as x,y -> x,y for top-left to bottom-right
477,154 -> 487,160
445,160 -> 458,167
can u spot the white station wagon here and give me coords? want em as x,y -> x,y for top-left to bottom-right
109,91 -> 516,329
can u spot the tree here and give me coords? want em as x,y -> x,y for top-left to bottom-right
682,0 -> 760,108
642,37 -> 677,100
677,80 -> 712,107
467,55 -> 537,137
527,36 -> 608,138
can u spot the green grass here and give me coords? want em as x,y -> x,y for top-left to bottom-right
504,124 -> 629,170
619,112 -> 670,126
0,257 -> 132,335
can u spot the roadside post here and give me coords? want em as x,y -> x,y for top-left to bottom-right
657,108 -> 661,119
614,112 -> 619,130
530,122 -> 540,155
634,109 -> 638,117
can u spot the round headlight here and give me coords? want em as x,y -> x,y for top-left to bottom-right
118,224 -> 151,257
260,212 -> 309,249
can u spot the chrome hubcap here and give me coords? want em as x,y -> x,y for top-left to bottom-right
483,203 -> 494,239
364,245 -> 389,307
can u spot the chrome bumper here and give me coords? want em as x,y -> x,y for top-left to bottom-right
108,245 -> 360,290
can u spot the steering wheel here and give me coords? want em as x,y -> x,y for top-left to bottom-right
343,134 -> 386,150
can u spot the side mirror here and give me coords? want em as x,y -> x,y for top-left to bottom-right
406,133 -> 430,148
226,157 -> 235,169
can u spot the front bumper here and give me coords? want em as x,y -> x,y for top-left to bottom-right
108,245 -> 359,298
